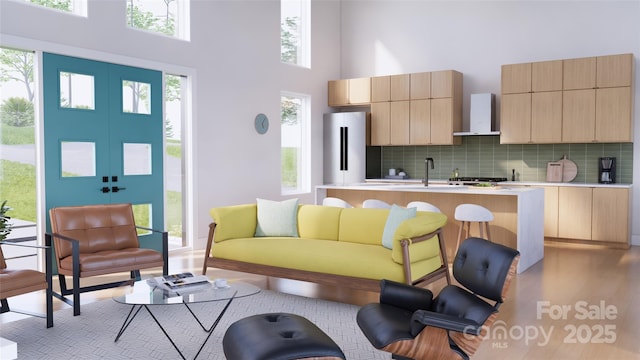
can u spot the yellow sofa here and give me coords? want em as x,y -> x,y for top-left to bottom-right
202,204 -> 450,292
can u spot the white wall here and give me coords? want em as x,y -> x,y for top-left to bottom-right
0,0 -> 341,249
340,0 -> 640,246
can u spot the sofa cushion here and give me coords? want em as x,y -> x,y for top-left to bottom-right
337,208 -> 389,245
297,205 -> 342,241
255,198 -> 299,237
212,237 -> 444,283
210,204 -> 258,242
381,205 -> 417,249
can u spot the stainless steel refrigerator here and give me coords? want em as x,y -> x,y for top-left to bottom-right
324,112 -> 379,184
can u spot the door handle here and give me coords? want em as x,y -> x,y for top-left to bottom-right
100,187 -> 111,193
111,186 -> 126,193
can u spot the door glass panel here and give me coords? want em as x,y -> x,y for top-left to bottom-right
61,141 -> 96,177
122,80 -> 151,114
132,203 -> 151,236
123,143 -> 152,175
59,72 -> 95,109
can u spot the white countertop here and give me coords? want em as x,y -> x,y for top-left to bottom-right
362,179 -> 632,189
317,182 -> 540,196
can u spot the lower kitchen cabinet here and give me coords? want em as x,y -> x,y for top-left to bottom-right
512,185 -> 629,247
592,187 -> 630,244
558,187 -> 592,240
542,186 -> 559,237
557,186 -> 630,246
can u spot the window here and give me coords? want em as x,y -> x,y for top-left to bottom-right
281,0 -> 310,68
127,0 -> 190,40
20,0 -> 87,16
281,92 -> 310,194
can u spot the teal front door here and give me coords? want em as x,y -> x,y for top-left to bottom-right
43,53 -> 164,251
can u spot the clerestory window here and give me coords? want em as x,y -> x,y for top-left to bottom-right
18,0 -> 87,16
127,0 -> 190,40
281,0 -> 310,68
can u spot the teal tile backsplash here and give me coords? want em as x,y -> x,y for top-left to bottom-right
379,136 -> 634,184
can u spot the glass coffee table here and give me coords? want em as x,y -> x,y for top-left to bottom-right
112,277 -> 260,360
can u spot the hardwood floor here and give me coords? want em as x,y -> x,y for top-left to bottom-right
2,242 -> 639,359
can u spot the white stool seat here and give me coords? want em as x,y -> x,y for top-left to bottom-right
407,201 -> 441,213
454,204 -> 494,251
362,199 -> 391,209
322,197 -> 353,208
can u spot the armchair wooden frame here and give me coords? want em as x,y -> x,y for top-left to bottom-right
0,240 -> 53,328
45,226 -> 168,317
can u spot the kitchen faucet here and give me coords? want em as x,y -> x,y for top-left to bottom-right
424,157 -> 434,186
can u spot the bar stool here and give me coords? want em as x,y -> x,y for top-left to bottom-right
322,197 -> 353,208
407,201 -> 441,213
362,199 -> 391,209
454,203 -> 494,251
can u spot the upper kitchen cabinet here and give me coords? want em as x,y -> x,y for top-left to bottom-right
502,53 -> 634,144
390,74 -> 410,101
328,77 -> 371,106
406,70 -> 463,145
562,53 -> 634,143
500,60 -> 563,144
332,70 -> 462,146
371,76 -> 390,102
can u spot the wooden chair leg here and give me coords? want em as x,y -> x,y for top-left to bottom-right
484,222 -> 492,241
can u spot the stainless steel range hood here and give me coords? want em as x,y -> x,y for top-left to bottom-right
454,93 -> 500,136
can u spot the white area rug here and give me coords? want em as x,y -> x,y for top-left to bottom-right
0,290 -> 389,359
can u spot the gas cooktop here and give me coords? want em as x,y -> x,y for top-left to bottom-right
448,177 -> 508,185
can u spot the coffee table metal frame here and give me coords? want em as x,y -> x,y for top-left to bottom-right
112,279 -> 260,359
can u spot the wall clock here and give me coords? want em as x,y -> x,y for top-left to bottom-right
254,113 -> 269,134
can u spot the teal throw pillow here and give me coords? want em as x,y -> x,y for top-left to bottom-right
254,198 -> 300,237
381,204 -> 417,249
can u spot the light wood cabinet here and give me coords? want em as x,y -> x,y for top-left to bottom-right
595,87 -> 633,142
500,60 -> 563,144
370,70 -> 462,146
592,187 -> 630,244
370,102 -> 391,145
502,54 -> 633,144
558,187 -> 592,240
563,57 -> 596,90
371,76 -> 390,103
328,77 -> 371,106
390,74 -> 410,101
502,63 -> 532,94
561,54 -> 633,143
562,89 -> 596,142
390,101 -> 410,144
542,186 -> 559,238
596,54 -> 633,87
557,186 -> 630,246
328,79 -> 349,107
408,71 -> 462,145
410,72 -> 431,99
506,185 -> 629,246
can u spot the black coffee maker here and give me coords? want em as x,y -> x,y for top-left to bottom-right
598,157 -> 616,184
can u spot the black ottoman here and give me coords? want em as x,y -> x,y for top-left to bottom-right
222,313 -> 346,360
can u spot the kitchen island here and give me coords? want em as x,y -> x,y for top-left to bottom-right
315,183 -> 544,274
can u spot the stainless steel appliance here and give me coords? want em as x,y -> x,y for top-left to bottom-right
323,112 -> 368,184
448,177 -> 508,186
598,157 -> 616,184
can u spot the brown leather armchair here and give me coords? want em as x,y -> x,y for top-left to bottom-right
0,241 -> 53,328
357,237 -> 520,360
46,203 -> 168,316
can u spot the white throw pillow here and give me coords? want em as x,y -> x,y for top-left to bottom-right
381,204 -> 417,249
254,198 -> 300,237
